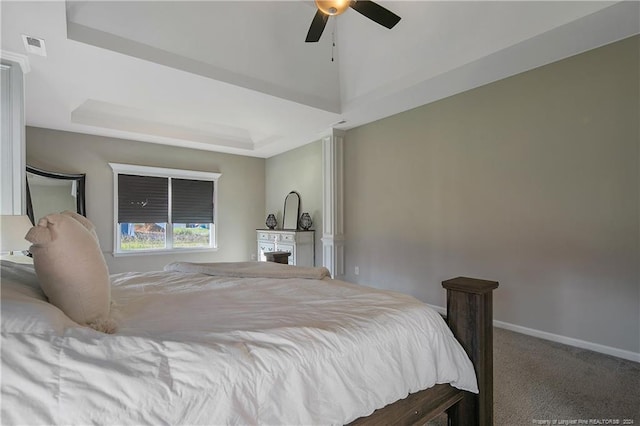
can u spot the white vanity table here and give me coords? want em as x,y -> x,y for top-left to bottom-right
256,229 -> 314,267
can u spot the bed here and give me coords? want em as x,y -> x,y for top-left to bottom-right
1,259 -> 497,425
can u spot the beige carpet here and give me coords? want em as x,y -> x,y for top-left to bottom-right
428,327 -> 640,425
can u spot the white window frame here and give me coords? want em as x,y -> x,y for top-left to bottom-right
109,163 -> 221,256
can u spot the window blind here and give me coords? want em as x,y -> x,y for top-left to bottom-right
118,174 -> 169,223
171,178 -> 214,223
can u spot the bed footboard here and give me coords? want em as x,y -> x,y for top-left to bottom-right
347,276 -> 498,426
443,276 -> 499,426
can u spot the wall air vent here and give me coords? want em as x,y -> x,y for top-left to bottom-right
21,34 -> 47,57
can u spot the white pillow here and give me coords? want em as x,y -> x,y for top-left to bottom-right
25,212 -> 116,333
1,260 -> 78,334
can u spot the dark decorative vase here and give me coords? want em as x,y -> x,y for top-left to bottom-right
299,212 -> 312,230
265,214 -> 277,230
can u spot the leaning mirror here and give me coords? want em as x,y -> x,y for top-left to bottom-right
282,191 -> 301,230
26,165 -> 86,224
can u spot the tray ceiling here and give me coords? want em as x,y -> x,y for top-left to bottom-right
1,1 -> 638,157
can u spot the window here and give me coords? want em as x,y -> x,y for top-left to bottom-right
110,163 -> 221,255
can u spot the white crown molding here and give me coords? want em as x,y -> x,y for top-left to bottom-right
0,50 -> 30,74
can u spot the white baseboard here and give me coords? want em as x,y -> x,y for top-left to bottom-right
427,304 -> 640,363
494,320 -> 640,363
427,303 -> 446,316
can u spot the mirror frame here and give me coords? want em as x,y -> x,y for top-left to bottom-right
282,190 -> 301,230
26,165 -> 86,224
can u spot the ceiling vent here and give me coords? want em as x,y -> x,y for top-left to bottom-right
21,34 -> 47,57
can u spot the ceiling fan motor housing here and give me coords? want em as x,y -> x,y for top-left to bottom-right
306,0 -> 400,43
315,0 -> 351,16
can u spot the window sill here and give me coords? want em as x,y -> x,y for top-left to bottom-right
110,247 -> 219,257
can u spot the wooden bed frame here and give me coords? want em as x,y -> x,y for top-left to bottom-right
349,276 -> 499,426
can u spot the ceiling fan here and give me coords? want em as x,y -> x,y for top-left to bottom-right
305,0 -> 401,43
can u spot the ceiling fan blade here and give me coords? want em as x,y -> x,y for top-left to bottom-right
350,0 -> 401,29
305,10 -> 329,42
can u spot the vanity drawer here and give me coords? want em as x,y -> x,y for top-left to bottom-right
280,233 -> 295,242
257,241 -> 275,262
258,242 -> 275,252
258,232 -> 274,241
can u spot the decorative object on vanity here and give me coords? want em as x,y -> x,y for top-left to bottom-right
298,212 -> 312,230
265,214 -> 277,230
0,215 -> 33,254
282,191 -> 301,230
26,165 -> 86,225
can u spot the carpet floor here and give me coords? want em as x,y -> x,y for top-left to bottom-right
428,327 -> 640,425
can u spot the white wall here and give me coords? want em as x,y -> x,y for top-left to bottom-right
343,36 -> 639,355
26,127 -> 265,273
265,140 -> 323,266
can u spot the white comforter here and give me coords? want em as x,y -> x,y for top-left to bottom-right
1,260 -> 477,425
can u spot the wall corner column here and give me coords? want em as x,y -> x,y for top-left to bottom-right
1,51 -> 30,215
321,129 -> 345,278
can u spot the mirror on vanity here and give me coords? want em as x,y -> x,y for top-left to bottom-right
282,191 -> 301,230
26,165 -> 86,224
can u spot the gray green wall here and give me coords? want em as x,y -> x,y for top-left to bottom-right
343,36 -> 639,354
26,127 -> 265,273
265,140 -> 323,266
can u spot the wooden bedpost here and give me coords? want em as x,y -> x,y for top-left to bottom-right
442,276 -> 499,426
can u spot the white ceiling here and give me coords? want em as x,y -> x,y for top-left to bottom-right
1,1 -> 638,158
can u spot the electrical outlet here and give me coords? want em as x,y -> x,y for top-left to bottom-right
354,266 -> 359,275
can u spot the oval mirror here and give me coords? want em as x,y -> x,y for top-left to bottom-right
26,165 -> 86,224
282,191 -> 300,230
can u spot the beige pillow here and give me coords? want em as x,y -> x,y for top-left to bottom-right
60,210 -> 99,242
25,212 -> 116,333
